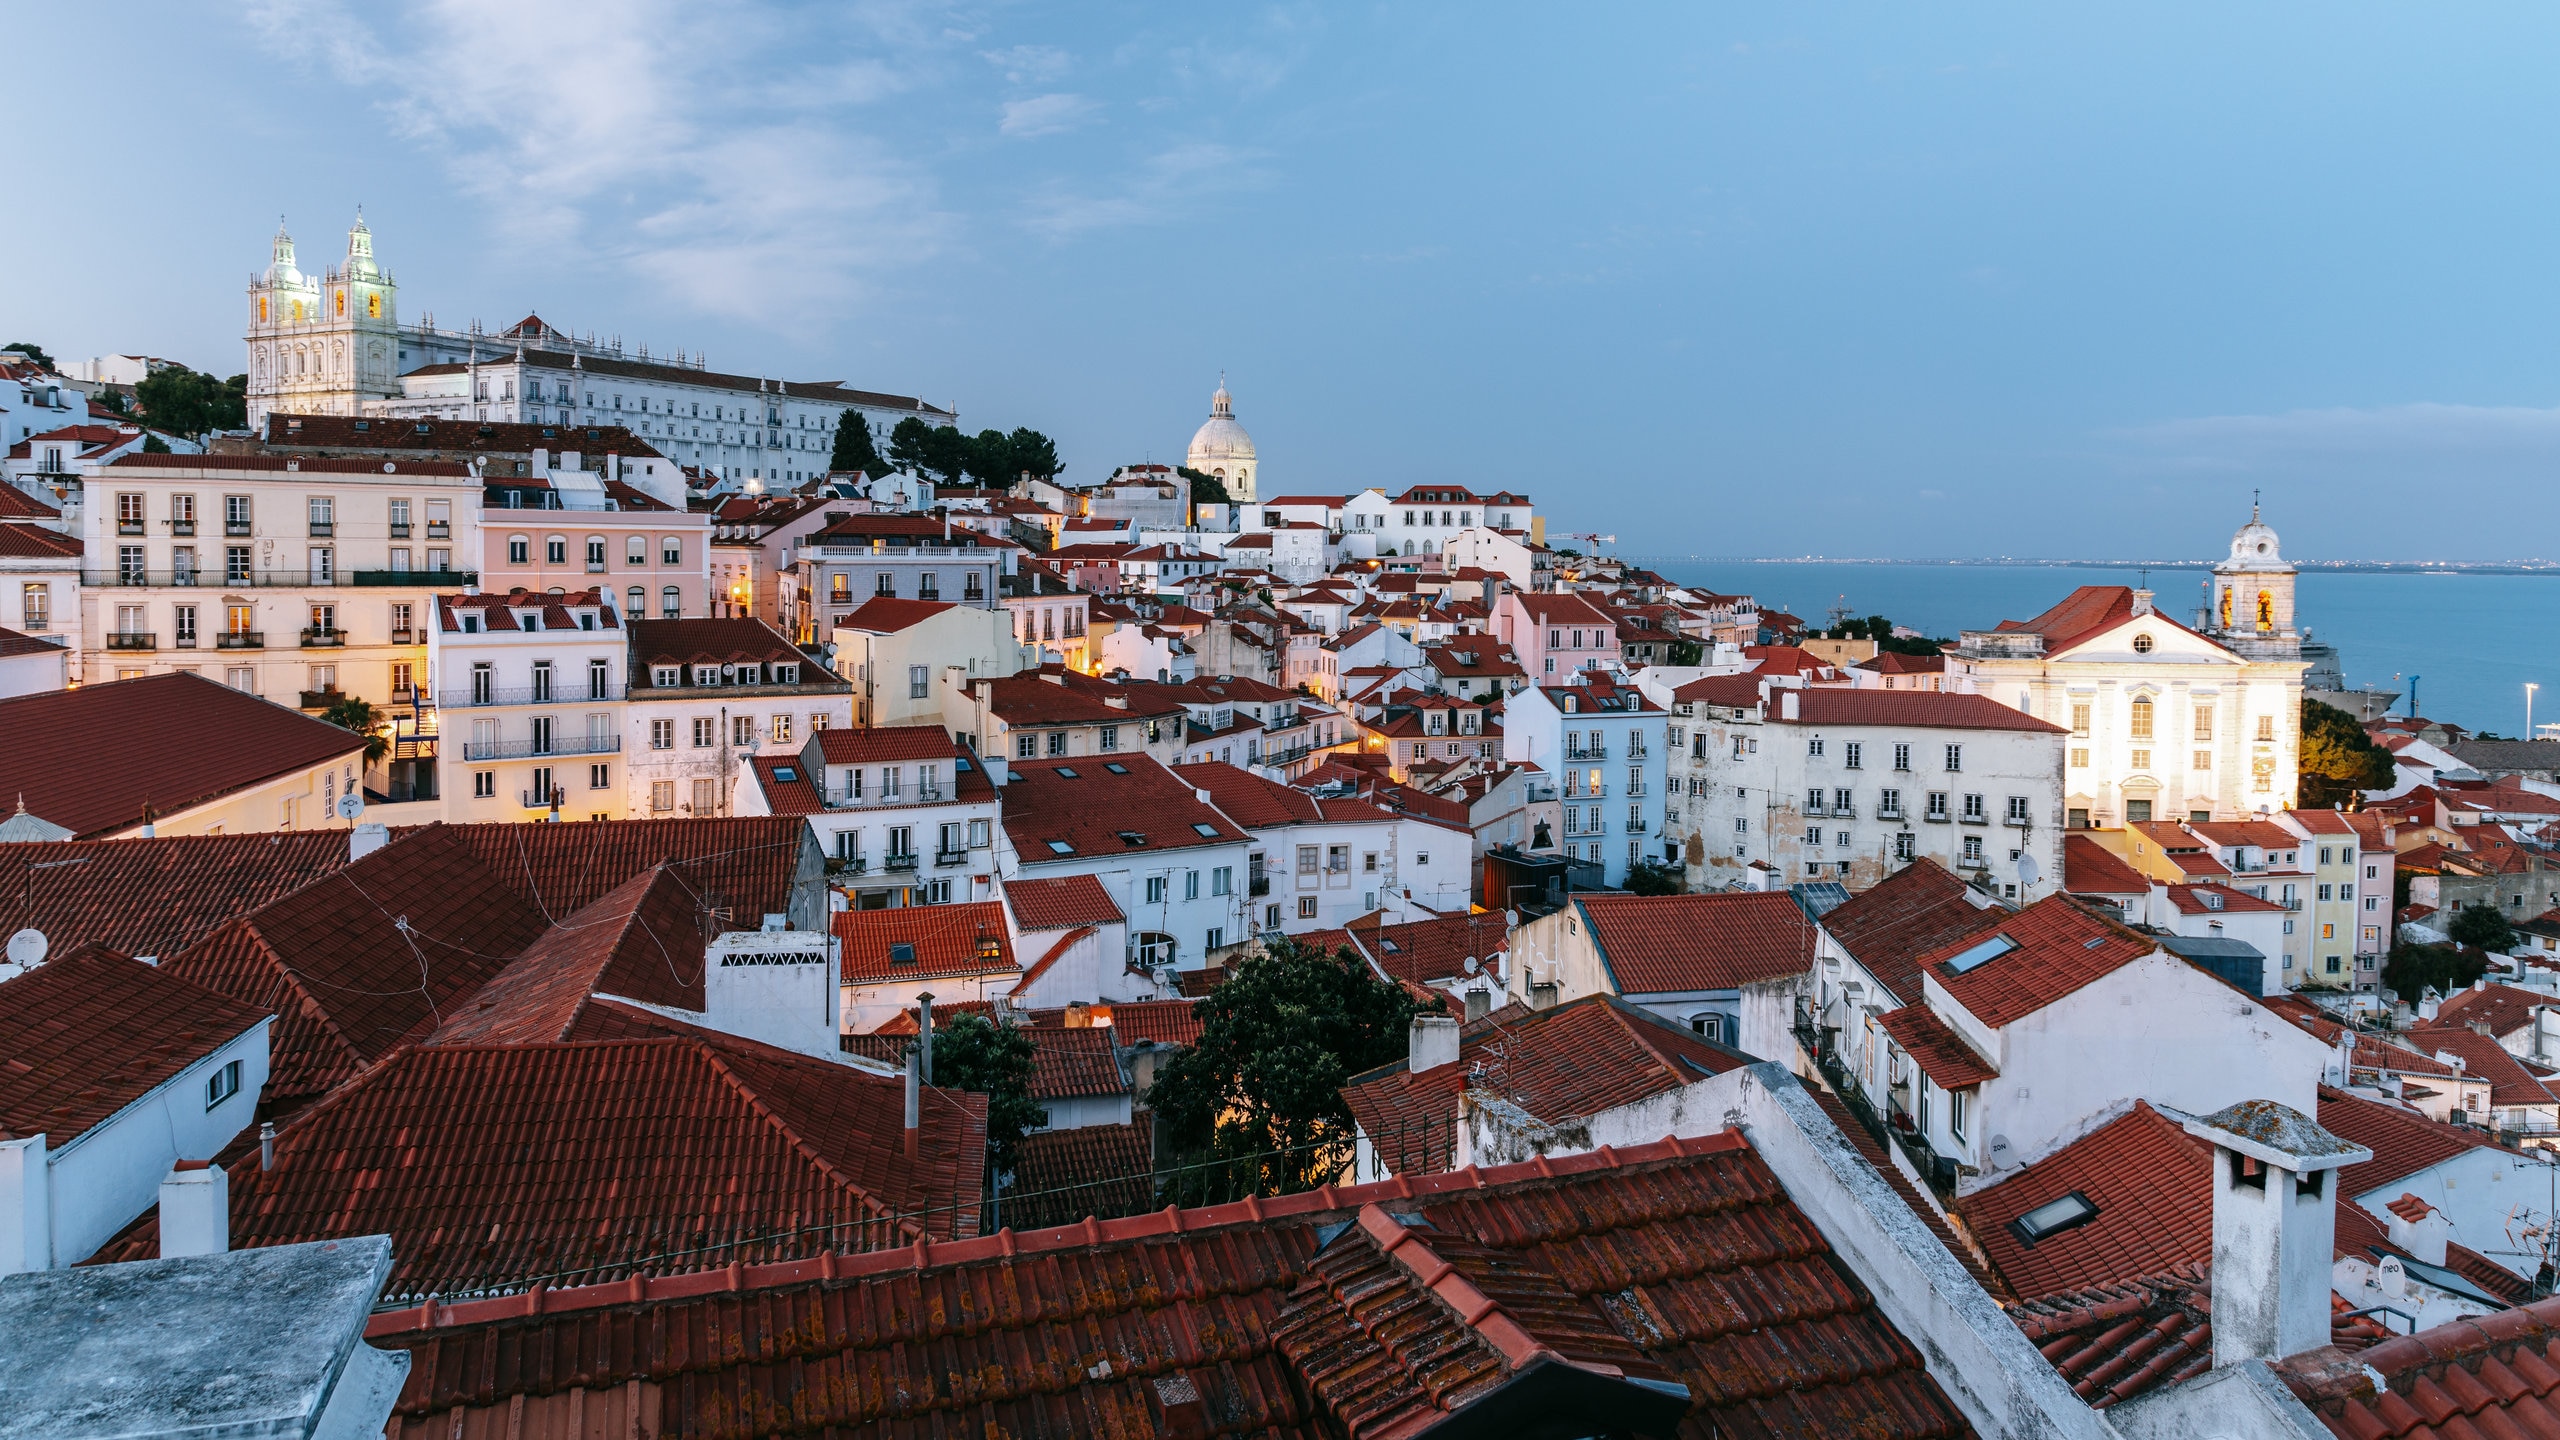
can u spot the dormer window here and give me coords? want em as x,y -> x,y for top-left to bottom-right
775,663 -> 798,684
653,664 -> 681,687
461,614 -> 481,633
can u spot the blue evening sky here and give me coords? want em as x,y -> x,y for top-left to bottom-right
13,3 -> 2560,560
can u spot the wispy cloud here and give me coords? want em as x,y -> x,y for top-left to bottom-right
240,0 -> 951,326
1020,142 -> 1268,237
2110,401 -> 2560,472
982,44 -> 1072,85
1000,93 -> 1099,138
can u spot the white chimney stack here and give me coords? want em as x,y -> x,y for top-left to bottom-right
1409,1014 -> 1461,1073
2182,1101 -> 2371,1368
2383,1195 -> 2450,1267
349,822 -> 390,863
159,1162 -> 229,1258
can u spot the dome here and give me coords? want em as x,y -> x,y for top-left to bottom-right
1187,380 -> 1255,464
263,220 -> 306,289
2224,502 -> 2283,565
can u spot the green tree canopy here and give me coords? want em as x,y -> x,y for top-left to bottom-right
930,1012 -> 1046,1172
886,419 -> 974,485
2299,697 -> 2396,808
1148,939 -> 1432,1196
1178,465 -> 1230,506
1623,859 -> 1686,896
132,367 -> 246,439
4,342 -> 56,370
319,695 -> 390,764
2448,902 -> 2519,952
965,427 -> 1061,486
829,414 -> 884,476
2381,940 -> 2490,1002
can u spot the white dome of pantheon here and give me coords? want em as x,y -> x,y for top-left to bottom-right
1185,377 -> 1257,502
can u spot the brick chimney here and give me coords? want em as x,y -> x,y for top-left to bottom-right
2181,1101 -> 2372,1367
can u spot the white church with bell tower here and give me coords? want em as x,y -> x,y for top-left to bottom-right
245,214 -> 401,426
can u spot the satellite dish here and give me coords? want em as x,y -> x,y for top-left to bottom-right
2016,852 -> 2042,889
1462,955 -> 1480,975
6,928 -> 47,969
335,792 -> 365,822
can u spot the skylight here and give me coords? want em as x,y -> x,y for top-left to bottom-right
1192,823 -> 1219,837
2008,1191 -> 2099,1248
1046,840 -> 1074,854
1118,831 -> 1148,846
1055,767 -> 1079,779
772,766 -> 798,782
888,942 -> 916,965
1943,934 -> 2020,975
1105,763 -> 1129,774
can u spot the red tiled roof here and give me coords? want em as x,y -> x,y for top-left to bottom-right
0,944 -> 270,1143
94,1013 -> 989,1297
746,754 -> 821,815
1026,1024 -> 1126,1100
810,723 -> 961,765
2163,882 -> 2290,916
2431,982 -> 2553,1039
830,595 -> 955,632
1176,759 -> 1323,827
1924,895 -> 2156,1029
1989,586 -> 2154,655
2274,1292 -> 2560,1439
2186,819 -> 2301,850
1000,754 -> 1249,862
2318,1085 -> 2502,1200
105,452 -> 472,477
1085,996 -> 1202,1047
0,831 -> 353,961
162,825 -> 549,1106
2062,834 -> 2152,897
0,627 -> 62,658
363,1131 -> 1974,1440
975,671 -> 1185,726
1342,911 -> 1511,987
0,483 -> 64,518
1004,872 -> 1124,930
0,672 -> 367,839
431,816 -> 816,924
1574,890 -> 1814,995
423,867 -> 709,1046
1877,1004 -> 1999,1089
1768,689 -> 2069,733
1343,997 -> 1751,1177
259,414 -> 662,460
628,616 -> 810,671
0,524 -> 79,557
2405,1023 -> 2560,1109
1961,1102 -> 2209,1301
834,901 -> 1016,983
1002,1121 -> 1153,1230
1816,860 -> 2004,1005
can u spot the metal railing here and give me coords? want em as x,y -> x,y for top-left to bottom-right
462,734 -> 621,762
105,632 -> 155,650
882,853 -> 920,872
300,628 -> 345,648
1565,745 -> 1608,760
86,568 -> 477,590
934,849 -> 971,868
215,631 -> 265,649
439,681 -> 627,708
351,569 -> 477,587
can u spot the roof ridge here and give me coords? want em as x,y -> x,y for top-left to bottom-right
678,1028 -> 914,1227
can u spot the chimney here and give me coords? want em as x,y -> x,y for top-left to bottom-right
2131,588 -> 2155,618
349,821 -> 389,862
2383,1194 -> 2451,1267
903,1047 -> 921,1158
1781,691 -> 1799,721
2181,1101 -> 2371,1367
1409,1014 -> 1461,1073
917,992 -> 935,1084
159,1162 -> 229,1258
259,1123 -> 276,1171
1464,988 -> 1492,1022
1064,1001 -> 1092,1028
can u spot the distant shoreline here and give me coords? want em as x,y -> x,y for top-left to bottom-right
1626,557 -> 2560,575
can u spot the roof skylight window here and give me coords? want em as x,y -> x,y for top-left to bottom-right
2008,1191 -> 2099,1248
1046,840 -> 1074,855
888,942 -> 916,966
1944,934 -> 2020,975
1105,763 -> 1129,774
1055,767 -> 1078,779
772,766 -> 798,782
1192,823 -> 1219,837
1118,831 -> 1148,846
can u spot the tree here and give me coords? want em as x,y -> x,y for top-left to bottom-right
1666,637 -> 1704,666
1179,465 -> 1230,506
4,342 -> 55,370
320,695 -> 390,764
2448,902 -> 2519,953
886,420 -> 974,485
140,433 -> 171,454
829,414 -> 884,476
931,1012 -> 1046,1172
1148,939 -> 1432,1196
1624,859 -> 1686,896
2381,940 -> 2489,1001
2299,697 -> 2396,808
133,366 -> 245,440
964,427 -> 1062,487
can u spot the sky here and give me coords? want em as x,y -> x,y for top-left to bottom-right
14,2 -> 2560,561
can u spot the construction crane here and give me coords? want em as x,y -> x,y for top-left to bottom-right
1567,532 -> 1616,553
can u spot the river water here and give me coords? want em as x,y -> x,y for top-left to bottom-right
1651,562 -> 2557,737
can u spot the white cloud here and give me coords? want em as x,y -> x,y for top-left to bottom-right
982,44 -> 1072,84
240,0 -> 951,325
2112,401 -> 2560,468
1000,93 -> 1099,138
1020,142 -> 1267,237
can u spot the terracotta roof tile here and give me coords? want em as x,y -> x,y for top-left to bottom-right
2062,834 -> 2152,897
431,816 -> 816,924
834,900 -> 1016,983
0,830 -> 351,960
1026,1024 -> 1127,1101
2318,1085 -> 2503,1201
1961,1102 -> 2209,1301
1003,1121 -> 1153,1229
362,1132 -> 1974,1440
2404,1024 -> 2560,1109
1574,890 -> 1814,995
2431,983 -> 2554,1039
0,673 -> 367,839
828,596 -> 954,632
1342,911 -> 1511,988
1004,873 -> 1124,930
0,524 -> 79,558
1877,1004 -> 1999,1089
2274,1291 -> 2560,1439
423,866 -> 710,1046
1924,895 -> 2155,1029
1001,754 -> 1249,862
1771,689 -> 2070,733
1817,858 -> 2006,1006
0,944 -> 270,1142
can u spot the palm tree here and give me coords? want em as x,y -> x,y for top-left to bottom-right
320,695 -> 391,765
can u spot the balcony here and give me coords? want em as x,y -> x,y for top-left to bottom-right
1626,819 -> 1649,834
299,688 -> 345,710
1878,807 -> 1905,822
117,521 -> 144,536
389,628 -> 416,645
308,522 -> 335,538
225,521 -> 252,537
438,681 -> 626,708
586,561 -> 607,573
351,570 -> 477,587
215,631 -> 265,650
1923,810 -> 1950,824
426,521 -> 450,539
300,628 -> 346,648
934,849 -> 971,868
390,523 -> 412,539
826,854 -> 868,876
883,853 -> 920,873
1249,875 -> 1271,897
172,520 -> 195,537
1564,745 -> 1608,760
105,632 -> 156,651
462,734 -> 621,762
1958,813 -> 1989,826
521,789 -> 563,810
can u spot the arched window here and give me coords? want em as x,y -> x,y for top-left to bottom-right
1688,1012 -> 1723,1041
1132,932 -> 1177,968
626,586 -> 645,619
661,586 -> 680,618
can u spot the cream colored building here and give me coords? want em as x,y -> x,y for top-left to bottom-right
828,597 -> 1025,728
1185,378 -> 1257,503
77,454 -> 480,709
1950,511 -> 2305,827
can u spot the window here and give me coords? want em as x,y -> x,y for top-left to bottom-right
693,778 -> 719,814
2256,715 -> 2276,743
2193,707 -> 2214,741
173,494 -> 197,533
1892,742 -> 1911,771
2070,703 -> 2091,737
1016,734 -> 1037,759
2130,633 -> 2155,654
1808,738 -> 1824,758
1878,787 -> 1903,818
2070,748 -> 2089,769
225,495 -> 252,534
226,546 -> 251,584
1926,792 -> 1949,820
2130,750 -> 2151,771
225,665 -> 255,692
626,586 -> 645,620
546,538 -> 567,564
661,587 -> 680,618
646,718 -> 673,750
116,491 -> 144,532
1298,895 -> 1319,919
2005,795 -> 2030,823
874,572 -> 896,597
772,714 -> 793,743
1689,1013 -> 1723,1041
732,715 -> 756,747
20,583 -> 47,629
1893,832 -> 1916,861
1832,787 -> 1853,814
509,537 -> 530,564
1212,866 -> 1233,896
1949,1088 -> 1969,1144
909,664 -> 929,700
693,717 -> 716,747
1844,742 -> 1863,770
2129,697 -> 2154,740
1962,793 -> 1986,821
1146,875 -> 1169,904
590,763 -> 611,789
473,771 -> 496,798
587,538 -> 607,569
205,1058 -> 242,1109
664,539 -> 684,569
1962,835 -> 1984,864
1944,744 -> 1962,772
1099,725 -> 1120,751
308,496 -> 334,536
1046,731 -> 1068,756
